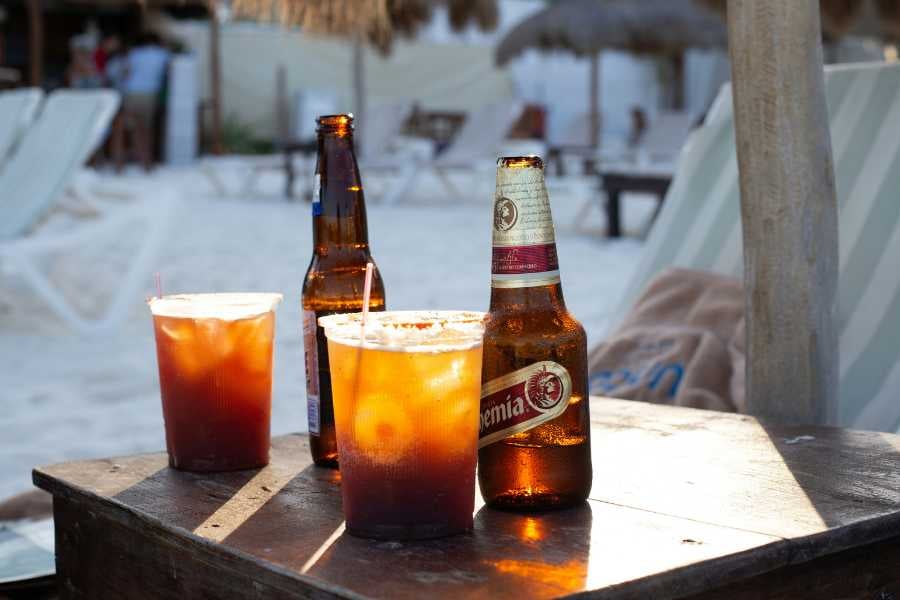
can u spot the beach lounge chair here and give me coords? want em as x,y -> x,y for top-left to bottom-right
380,100 -> 526,205
0,90 -> 175,334
0,88 -> 43,165
202,100 -> 414,200
358,101 -> 417,162
606,62 -> 900,433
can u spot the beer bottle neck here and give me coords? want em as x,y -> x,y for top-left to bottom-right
313,130 -> 370,251
490,281 -> 568,313
490,157 -> 565,312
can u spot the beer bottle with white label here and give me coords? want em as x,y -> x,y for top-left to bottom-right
479,155 -> 592,509
302,114 -> 386,468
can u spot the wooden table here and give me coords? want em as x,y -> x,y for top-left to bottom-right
34,399 -> 900,599
599,171 -> 672,238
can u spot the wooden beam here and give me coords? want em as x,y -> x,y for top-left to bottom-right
208,0 -> 223,155
726,1 -> 838,425
26,0 -> 43,87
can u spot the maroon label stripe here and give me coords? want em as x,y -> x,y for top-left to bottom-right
492,244 -> 559,275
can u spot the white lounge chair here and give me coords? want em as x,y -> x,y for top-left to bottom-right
605,62 -> 900,433
380,100 -> 526,205
0,88 -> 43,166
0,89 -> 175,335
358,101 -> 418,163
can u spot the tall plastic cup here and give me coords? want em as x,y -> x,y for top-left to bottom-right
319,311 -> 486,540
149,293 -> 282,472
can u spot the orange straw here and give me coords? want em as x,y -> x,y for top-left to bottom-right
361,262 -> 374,328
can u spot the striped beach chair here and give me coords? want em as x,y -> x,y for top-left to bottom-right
608,62 -> 900,433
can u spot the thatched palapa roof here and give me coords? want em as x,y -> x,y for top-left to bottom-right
495,0 -> 727,66
231,0 -> 498,54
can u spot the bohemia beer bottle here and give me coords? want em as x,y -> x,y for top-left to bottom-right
302,114 -> 386,468
478,155 -> 592,509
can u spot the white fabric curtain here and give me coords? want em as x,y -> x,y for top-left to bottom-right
162,19 -> 516,140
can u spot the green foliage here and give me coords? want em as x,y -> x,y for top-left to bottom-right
220,115 -> 274,155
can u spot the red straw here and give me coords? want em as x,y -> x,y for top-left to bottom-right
361,262 -> 374,328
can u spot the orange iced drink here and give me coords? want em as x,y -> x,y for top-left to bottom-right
319,311 -> 485,540
149,293 -> 282,472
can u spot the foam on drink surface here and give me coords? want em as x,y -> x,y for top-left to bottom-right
319,311 -> 486,353
149,293 -> 283,321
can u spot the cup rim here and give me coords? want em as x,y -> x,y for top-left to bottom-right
318,310 -> 486,352
148,293 -> 283,320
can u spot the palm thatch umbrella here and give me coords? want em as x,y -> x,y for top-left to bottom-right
231,0 -> 499,137
878,0 -> 900,37
495,0 -> 727,147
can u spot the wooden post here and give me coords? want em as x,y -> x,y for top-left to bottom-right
726,1 -> 838,425
670,52 -> 684,110
275,63 -> 288,147
27,0 -> 43,87
589,52 -> 600,148
208,0 -> 223,155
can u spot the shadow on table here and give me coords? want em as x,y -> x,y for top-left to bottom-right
111,463 -> 264,534
757,419 -> 900,532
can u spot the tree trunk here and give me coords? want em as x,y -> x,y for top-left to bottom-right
353,33 -> 366,155
589,52 -> 601,148
27,0 -> 43,87
727,0 -> 838,425
208,0 -> 223,155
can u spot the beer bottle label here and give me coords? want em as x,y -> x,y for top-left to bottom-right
491,166 -> 561,289
302,309 -> 321,434
312,174 -> 322,216
479,361 -> 572,447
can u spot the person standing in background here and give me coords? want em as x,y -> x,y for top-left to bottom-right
67,36 -> 103,89
94,34 -> 121,79
112,32 -> 171,172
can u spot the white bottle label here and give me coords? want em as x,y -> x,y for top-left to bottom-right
302,309 -> 320,434
492,165 -> 561,289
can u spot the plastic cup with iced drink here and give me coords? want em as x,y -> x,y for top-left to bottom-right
149,293 -> 283,472
319,310 -> 486,540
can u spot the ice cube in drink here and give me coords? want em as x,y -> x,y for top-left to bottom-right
320,310 -> 485,540
150,293 -> 282,472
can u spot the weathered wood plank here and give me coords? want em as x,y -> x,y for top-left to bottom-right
53,495 -> 343,600
727,0 -> 839,425
680,535 -> 900,600
33,434 -> 779,599
33,399 -> 900,599
589,398 -> 900,547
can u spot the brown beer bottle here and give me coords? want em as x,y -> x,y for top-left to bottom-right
302,114 -> 386,468
478,155 -> 592,509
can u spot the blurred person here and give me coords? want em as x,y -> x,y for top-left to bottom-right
112,32 -> 171,172
67,36 -> 103,89
94,34 -> 121,79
